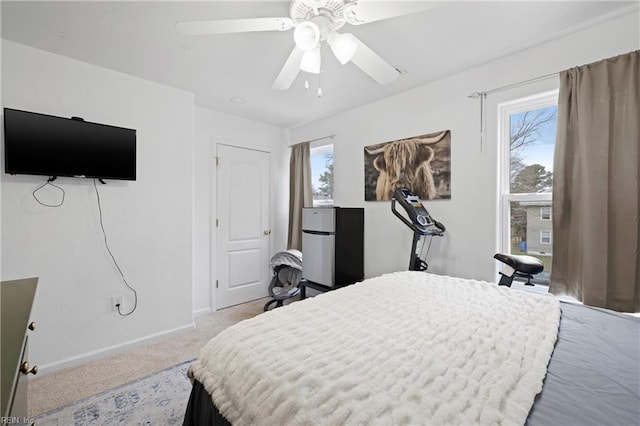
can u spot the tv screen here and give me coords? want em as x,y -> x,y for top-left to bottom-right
3,108 -> 136,180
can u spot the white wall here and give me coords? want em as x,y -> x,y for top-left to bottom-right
288,11 -> 640,282
1,8 -> 637,371
1,41 -> 195,372
193,107 -> 288,314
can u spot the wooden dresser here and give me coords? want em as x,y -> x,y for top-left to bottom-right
1,277 -> 38,424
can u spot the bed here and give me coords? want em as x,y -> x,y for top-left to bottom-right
183,271 -> 640,425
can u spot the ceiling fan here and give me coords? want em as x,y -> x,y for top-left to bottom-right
176,0 -> 437,91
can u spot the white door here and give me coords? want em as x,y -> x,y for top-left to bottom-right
216,144 -> 271,309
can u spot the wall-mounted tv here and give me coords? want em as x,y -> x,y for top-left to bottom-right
3,108 -> 136,181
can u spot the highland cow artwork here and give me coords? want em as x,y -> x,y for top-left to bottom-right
364,130 -> 451,201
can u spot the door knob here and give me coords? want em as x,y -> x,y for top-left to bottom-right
263,229 -> 271,235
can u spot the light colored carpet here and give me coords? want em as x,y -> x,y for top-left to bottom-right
27,297 -> 273,417
34,359 -> 194,425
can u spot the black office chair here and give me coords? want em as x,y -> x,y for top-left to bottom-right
263,250 -> 303,311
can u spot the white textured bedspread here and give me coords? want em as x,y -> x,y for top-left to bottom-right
190,271 -> 561,426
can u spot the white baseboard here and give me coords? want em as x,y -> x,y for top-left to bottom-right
36,322 -> 196,375
192,307 -> 212,318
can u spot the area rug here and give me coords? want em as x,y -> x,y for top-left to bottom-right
34,359 -> 195,425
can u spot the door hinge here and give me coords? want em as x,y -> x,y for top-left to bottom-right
216,280 -> 219,288
216,218 -> 219,227
215,156 -> 219,166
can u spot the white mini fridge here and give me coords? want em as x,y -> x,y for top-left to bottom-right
302,207 -> 364,288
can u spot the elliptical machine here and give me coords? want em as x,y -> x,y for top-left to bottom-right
391,188 -> 445,271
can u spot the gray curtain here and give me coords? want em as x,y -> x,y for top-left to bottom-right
287,142 -> 313,250
550,50 -> 639,312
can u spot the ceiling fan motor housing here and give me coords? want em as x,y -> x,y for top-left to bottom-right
291,0 -> 354,37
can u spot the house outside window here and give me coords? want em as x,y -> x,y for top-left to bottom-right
310,144 -> 333,206
519,201 -> 553,254
499,91 -> 558,284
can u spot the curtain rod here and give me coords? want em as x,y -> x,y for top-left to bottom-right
468,72 -> 558,98
289,134 -> 335,147
468,72 -> 558,153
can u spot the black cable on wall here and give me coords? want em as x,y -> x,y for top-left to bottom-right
93,178 -> 138,316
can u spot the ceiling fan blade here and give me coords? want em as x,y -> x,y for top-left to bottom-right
176,17 -> 293,35
345,1 -> 439,25
345,34 -> 400,85
272,47 -> 304,91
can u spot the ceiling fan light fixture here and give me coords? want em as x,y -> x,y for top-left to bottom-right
294,21 -> 320,51
300,47 -> 321,74
328,31 -> 357,64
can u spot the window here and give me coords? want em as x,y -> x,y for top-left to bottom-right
310,144 -> 333,206
499,91 -> 558,284
540,206 -> 551,221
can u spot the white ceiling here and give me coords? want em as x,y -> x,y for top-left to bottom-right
1,1 -> 637,128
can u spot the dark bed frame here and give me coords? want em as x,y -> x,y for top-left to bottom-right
183,380 -> 230,426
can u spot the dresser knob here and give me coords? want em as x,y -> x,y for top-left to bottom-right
28,321 -> 36,331
20,361 -> 38,375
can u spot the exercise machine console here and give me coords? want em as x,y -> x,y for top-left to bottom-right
391,188 -> 445,271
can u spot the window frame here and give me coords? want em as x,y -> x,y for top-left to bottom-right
498,90 -> 558,257
540,229 -> 552,245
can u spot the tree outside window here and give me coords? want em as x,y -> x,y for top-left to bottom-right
311,144 -> 333,206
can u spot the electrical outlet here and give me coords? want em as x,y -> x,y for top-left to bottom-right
111,296 -> 123,312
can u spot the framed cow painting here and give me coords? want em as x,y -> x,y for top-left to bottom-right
364,130 -> 451,201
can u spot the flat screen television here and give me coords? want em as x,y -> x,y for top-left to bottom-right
3,108 -> 136,180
